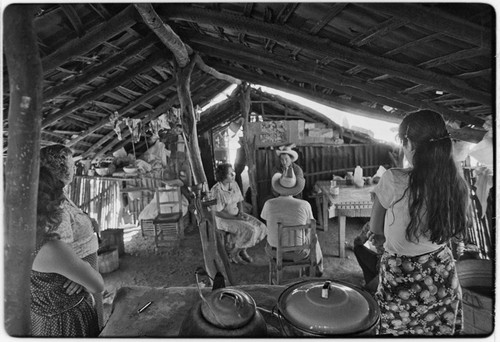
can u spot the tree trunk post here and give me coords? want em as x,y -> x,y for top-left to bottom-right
4,5 -> 44,336
240,84 -> 259,217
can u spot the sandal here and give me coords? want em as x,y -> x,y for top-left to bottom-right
230,254 -> 248,264
239,250 -> 254,263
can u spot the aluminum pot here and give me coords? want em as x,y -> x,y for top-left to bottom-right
274,279 -> 380,336
178,288 -> 267,337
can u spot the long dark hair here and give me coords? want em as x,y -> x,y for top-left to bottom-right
37,166 -> 65,244
398,110 -> 469,244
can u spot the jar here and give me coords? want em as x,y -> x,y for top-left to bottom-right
330,181 -> 339,196
345,172 -> 354,185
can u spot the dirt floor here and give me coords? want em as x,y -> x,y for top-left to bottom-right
100,217 -> 368,326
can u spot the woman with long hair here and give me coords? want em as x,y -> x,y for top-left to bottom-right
31,167 -> 103,336
39,144 -> 103,327
369,110 -> 469,335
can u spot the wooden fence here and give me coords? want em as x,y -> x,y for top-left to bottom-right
69,176 -> 164,230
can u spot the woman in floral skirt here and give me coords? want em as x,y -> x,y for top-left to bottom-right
369,110 -> 469,335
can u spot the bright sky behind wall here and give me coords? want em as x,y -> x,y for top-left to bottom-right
202,84 -> 400,145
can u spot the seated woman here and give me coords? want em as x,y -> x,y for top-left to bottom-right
210,163 -> 267,264
31,167 -> 104,337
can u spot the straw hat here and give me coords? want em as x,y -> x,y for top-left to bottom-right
271,167 -> 305,196
275,144 -> 298,162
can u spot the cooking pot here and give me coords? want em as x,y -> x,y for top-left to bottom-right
274,279 -> 380,336
178,288 -> 267,337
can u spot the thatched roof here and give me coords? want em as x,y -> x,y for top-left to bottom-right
3,3 -> 494,158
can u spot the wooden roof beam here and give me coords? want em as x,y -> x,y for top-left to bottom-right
357,3 -> 492,50
418,47 -> 490,69
134,3 -> 191,67
291,3 -> 346,57
209,61 -> 403,124
60,5 -> 84,37
43,33 -> 158,101
136,4 -> 240,85
349,17 -> 408,47
42,51 -> 169,128
162,5 -> 491,106
41,5 -> 139,73
191,37 -> 484,126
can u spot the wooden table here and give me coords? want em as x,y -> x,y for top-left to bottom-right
100,285 -> 287,337
313,180 -> 375,258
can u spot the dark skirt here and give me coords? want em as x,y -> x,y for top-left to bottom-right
375,246 -> 463,336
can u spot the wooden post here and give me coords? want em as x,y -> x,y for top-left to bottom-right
4,5 -> 44,336
240,84 -> 259,217
174,59 -> 207,187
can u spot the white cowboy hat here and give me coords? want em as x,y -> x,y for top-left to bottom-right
271,167 -> 305,196
276,144 -> 298,162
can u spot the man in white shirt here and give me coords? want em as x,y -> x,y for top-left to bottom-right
261,167 -> 324,276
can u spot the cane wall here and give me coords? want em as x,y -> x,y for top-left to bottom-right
255,143 -> 395,211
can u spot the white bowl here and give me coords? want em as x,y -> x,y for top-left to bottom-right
95,168 -> 109,176
123,167 -> 137,174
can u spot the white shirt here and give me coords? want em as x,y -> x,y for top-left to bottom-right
372,168 -> 445,256
260,196 -> 313,248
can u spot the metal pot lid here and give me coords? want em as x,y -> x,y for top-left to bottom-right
278,280 -> 380,335
200,288 -> 256,329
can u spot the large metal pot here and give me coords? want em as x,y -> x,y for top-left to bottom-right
275,279 -> 380,336
178,288 -> 267,337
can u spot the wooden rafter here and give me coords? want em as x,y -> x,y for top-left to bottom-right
43,33 -> 158,101
42,51 -> 169,128
358,3 -> 491,50
191,37 -> 485,126
162,5 -> 491,106
291,3 -> 347,57
349,17 -> 409,47
41,5 -> 139,73
418,47 -> 490,69
210,61 -> 404,124
60,4 -> 84,36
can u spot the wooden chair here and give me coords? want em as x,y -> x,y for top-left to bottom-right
268,219 -> 317,285
152,186 -> 184,249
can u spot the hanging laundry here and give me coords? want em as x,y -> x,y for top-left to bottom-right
109,111 -> 123,140
125,118 -> 142,143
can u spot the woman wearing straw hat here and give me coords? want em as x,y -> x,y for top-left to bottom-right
261,168 -> 324,276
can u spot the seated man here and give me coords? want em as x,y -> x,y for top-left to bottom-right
261,168 -> 324,276
353,221 -> 384,293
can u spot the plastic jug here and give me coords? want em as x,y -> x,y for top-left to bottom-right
353,166 -> 364,188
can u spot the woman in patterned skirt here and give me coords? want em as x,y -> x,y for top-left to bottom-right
40,144 -> 103,328
210,163 -> 267,264
369,110 -> 469,335
31,167 -> 104,336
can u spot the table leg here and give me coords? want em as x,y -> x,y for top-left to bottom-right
339,216 -> 346,258
315,195 -> 323,229
322,193 -> 329,232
